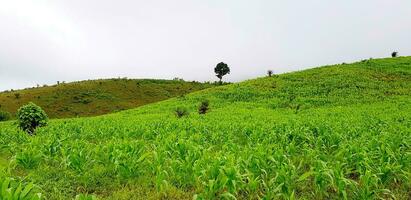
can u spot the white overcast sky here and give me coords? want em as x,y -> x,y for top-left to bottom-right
1,0 -> 410,91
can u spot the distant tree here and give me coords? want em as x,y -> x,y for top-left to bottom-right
267,70 -> 273,77
173,77 -> 185,82
392,51 -> 398,58
198,100 -> 209,115
214,62 -> 230,84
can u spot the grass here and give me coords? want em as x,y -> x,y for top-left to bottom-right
0,57 -> 410,199
0,79 -> 215,119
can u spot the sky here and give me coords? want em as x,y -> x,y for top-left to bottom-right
1,0 -> 411,91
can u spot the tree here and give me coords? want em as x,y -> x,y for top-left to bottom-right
16,102 -> 48,135
392,52 -> 398,58
267,70 -> 273,77
214,62 -> 230,84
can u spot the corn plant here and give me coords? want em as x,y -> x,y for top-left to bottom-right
0,178 -> 42,200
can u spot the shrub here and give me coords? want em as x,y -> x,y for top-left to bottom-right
198,100 -> 209,115
391,51 -> 398,58
16,102 -> 48,135
0,110 -> 11,121
175,107 -> 189,118
14,93 -> 20,99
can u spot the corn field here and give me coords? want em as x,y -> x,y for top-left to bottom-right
0,57 -> 410,199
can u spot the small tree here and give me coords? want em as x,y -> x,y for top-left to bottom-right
267,70 -> 273,77
392,52 -> 398,58
16,102 -> 48,135
214,62 -> 230,84
14,93 -> 20,99
198,100 -> 209,115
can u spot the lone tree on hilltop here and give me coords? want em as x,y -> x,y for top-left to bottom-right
392,51 -> 398,58
214,62 -> 230,84
267,70 -> 273,77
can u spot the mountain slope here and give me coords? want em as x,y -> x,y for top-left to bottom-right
0,79 -> 214,118
0,57 -> 410,199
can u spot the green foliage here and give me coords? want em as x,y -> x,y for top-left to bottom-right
75,194 -> 97,200
0,57 -> 410,199
0,110 -> 11,121
14,93 -> 20,99
198,100 -> 209,115
0,178 -> 42,200
16,150 -> 41,169
214,62 -> 230,83
175,107 -> 189,118
16,102 -> 48,135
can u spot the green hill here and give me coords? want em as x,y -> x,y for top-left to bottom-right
0,79 -> 214,119
0,57 -> 410,199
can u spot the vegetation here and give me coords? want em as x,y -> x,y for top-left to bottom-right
0,57 -> 410,199
198,100 -> 209,114
0,110 -> 11,121
16,102 -> 48,135
0,79 -> 214,119
0,177 -> 42,200
392,51 -> 398,58
214,62 -> 230,84
175,107 -> 189,118
267,70 -> 273,77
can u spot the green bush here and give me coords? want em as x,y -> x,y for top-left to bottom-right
0,110 -> 11,121
198,100 -> 209,115
16,102 -> 48,135
175,107 -> 189,118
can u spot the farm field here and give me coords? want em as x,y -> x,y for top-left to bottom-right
0,79 -> 214,119
0,57 -> 410,199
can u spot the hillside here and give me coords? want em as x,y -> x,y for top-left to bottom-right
0,79 -> 214,119
0,57 -> 410,199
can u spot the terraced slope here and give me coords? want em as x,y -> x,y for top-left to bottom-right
0,79 -> 214,119
0,57 -> 410,199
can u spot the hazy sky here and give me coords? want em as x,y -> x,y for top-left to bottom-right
1,0 -> 411,91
